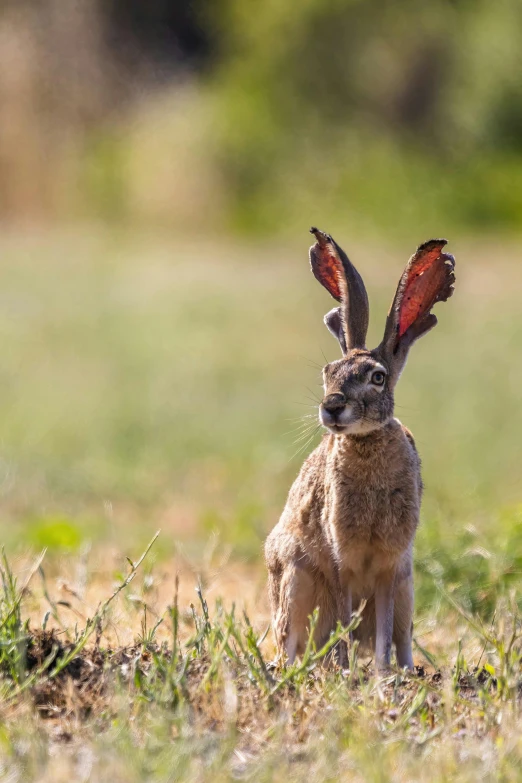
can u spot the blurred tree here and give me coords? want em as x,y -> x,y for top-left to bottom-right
105,0 -> 215,76
1,0 -> 522,231
208,0 -> 522,233
0,0 -> 215,219
0,1 -> 107,217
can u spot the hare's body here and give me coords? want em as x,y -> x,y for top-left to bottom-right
266,418 -> 420,666
265,229 -> 455,671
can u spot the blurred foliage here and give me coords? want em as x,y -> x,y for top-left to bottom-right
208,0 -> 522,234
27,517 -> 82,552
1,1 -> 522,233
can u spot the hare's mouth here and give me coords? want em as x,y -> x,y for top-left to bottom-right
319,404 -> 357,433
327,423 -> 349,434
320,409 -> 384,436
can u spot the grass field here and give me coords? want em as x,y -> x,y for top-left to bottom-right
0,227 -> 522,781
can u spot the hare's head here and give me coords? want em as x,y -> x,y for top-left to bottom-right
310,228 -> 455,436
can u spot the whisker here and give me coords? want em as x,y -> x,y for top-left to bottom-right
304,386 -> 321,402
292,423 -> 321,444
285,415 -> 318,429
292,432 -> 317,448
303,395 -> 321,406
284,420 -> 319,437
286,413 -> 318,430
283,426 -> 309,437
298,354 -> 323,370
289,425 -> 321,462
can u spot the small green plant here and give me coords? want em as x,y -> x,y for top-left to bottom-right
0,549 -> 33,685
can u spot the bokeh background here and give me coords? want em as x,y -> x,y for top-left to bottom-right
0,0 -> 521,620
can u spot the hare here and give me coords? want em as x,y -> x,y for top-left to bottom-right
265,228 -> 455,671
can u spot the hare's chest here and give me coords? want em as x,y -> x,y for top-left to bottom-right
325,472 -> 419,565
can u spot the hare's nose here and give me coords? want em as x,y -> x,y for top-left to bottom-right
322,393 -> 346,414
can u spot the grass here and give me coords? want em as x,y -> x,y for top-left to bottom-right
0,225 -> 521,779
2,539 -> 522,782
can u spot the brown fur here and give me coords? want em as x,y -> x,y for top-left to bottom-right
265,231 -> 455,671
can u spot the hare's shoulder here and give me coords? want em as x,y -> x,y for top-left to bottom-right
396,420 -> 422,490
400,423 -> 418,455
265,436 -> 330,564
286,433 -> 331,509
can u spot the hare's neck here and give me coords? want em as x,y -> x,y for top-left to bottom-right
333,419 -> 400,462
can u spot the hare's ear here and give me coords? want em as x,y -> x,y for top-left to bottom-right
309,227 -> 369,353
324,307 -> 347,354
378,239 -> 455,384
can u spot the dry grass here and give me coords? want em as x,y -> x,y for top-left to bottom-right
2,540 -> 522,783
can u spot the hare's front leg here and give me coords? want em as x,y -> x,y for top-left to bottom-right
393,568 -> 414,670
375,570 -> 396,672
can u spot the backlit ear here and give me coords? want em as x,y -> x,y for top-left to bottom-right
309,228 -> 369,353
379,239 -> 455,384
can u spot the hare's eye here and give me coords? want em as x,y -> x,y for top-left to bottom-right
371,371 -> 385,386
